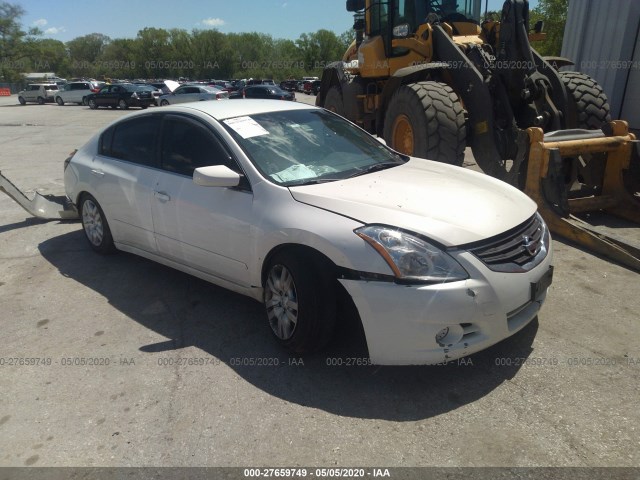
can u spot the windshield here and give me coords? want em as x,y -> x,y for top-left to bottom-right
222,109 -> 405,186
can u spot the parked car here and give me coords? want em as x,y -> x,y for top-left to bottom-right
87,84 -> 155,110
246,79 -> 275,86
18,84 -> 59,105
242,85 -> 295,101
64,100 -> 553,365
311,80 -> 322,96
54,81 -> 102,106
135,83 -> 164,105
212,80 -> 233,91
158,84 -> 229,105
147,80 -> 180,95
279,80 -> 298,92
303,81 -> 313,94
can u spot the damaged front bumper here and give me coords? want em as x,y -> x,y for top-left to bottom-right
0,170 -> 78,220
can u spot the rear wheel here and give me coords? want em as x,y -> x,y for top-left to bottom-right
88,99 -> 98,109
37,96 -> 45,105
82,96 -> 88,106
80,194 -> 115,254
160,99 -> 169,106
56,97 -> 64,106
18,96 -> 26,105
118,99 -> 128,110
559,72 -> 611,130
559,72 -> 612,192
383,81 -> 466,165
263,251 -> 336,354
323,86 -> 345,117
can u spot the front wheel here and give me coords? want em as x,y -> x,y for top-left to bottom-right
18,96 -> 26,105
263,252 -> 336,354
88,99 -> 98,109
118,99 -> 128,110
37,96 -> 45,105
383,81 -> 466,165
82,97 -> 88,106
160,99 -> 169,106
56,97 -> 64,106
80,194 -> 115,254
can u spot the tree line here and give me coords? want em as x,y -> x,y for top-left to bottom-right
1,0 -> 566,84
0,2 -> 353,82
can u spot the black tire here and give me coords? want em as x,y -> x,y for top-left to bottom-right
81,96 -> 88,106
56,97 -> 64,106
37,96 -> 45,105
79,194 -> 116,254
323,86 -> 345,117
88,98 -> 98,109
160,99 -> 169,106
558,71 -> 611,130
140,105 -> 148,109
118,99 -> 129,110
559,72 -> 612,191
263,251 -> 336,354
383,81 -> 466,165
18,96 -> 26,105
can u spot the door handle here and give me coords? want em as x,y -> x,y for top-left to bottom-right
154,191 -> 171,203
90,169 -> 104,177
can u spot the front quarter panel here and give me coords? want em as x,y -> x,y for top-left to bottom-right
247,182 -> 394,288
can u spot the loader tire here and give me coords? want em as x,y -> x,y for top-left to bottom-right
323,87 -> 345,117
559,72 -> 611,130
383,81 -> 466,165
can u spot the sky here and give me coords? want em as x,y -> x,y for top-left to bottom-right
20,0 -> 539,43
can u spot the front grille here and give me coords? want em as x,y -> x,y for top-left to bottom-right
465,214 -> 547,272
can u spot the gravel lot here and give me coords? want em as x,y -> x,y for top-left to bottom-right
1,94 -> 639,471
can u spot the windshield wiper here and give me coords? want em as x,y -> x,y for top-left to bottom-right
346,161 -> 401,179
288,178 -> 341,186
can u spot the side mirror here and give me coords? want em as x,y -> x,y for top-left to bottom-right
393,23 -> 410,38
346,0 -> 365,12
193,165 -> 241,187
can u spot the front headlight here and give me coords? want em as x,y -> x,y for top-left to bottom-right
355,225 -> 468,283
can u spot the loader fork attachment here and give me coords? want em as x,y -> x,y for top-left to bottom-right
524,121 -> 640,271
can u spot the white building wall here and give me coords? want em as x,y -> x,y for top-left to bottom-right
561,0 -> 640,128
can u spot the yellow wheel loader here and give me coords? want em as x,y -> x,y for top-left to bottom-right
316,0 -> 640,271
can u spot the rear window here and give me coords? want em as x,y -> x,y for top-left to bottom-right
101,116 -> 160,167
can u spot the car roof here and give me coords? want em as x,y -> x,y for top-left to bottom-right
162,99 -> 317,120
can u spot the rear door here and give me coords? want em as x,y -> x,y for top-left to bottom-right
92,114 -> 162,252
95,86 -> 112,106
151,113 -> 254,286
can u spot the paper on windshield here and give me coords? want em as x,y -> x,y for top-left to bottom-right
224,116 -> 269,139
271,164 -> 317,183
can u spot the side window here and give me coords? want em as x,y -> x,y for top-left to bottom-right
110,116 -> 160,167
160,115 -> 233,177
99,125 -> 115,156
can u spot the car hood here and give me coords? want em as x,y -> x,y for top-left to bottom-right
288,158 -> 537,246
164,80 -> 180,92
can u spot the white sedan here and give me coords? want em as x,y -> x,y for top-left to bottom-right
63,100 -> 553,365
158,84 -> 229,105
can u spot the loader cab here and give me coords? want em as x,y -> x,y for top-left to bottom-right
348,0 -> 482,63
